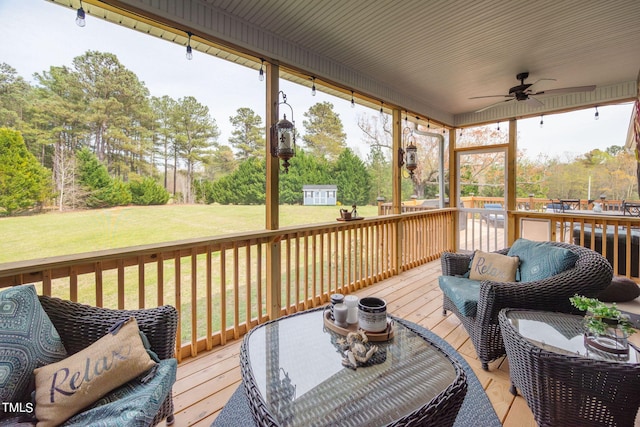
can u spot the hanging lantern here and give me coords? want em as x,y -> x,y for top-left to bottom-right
405,138 -> 418,177
275,114 -> 295,172
271,91 -> 296,173
401,119 -> 419,178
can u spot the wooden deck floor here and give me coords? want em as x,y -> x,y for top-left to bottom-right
172,258 -> 536,427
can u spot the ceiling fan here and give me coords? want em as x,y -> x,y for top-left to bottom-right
470,72 -> 596,113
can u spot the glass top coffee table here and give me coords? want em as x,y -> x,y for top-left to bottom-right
240,308 -> 467,427
499,309 -> 640,427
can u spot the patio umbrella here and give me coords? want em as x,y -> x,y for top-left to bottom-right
624,69 -> 640,197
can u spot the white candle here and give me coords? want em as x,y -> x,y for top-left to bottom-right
333,303 -> 348,326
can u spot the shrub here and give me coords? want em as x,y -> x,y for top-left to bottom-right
129,176 -> 170,205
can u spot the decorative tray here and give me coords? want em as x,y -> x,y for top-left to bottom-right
336,217 -> 365,222
323,308 -> 394,341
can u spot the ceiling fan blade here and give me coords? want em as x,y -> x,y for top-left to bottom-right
524,96 -> 544,108
526,78 -> 556,92
475,99 -> 514,113
533,85 -> 596,96
469,94 -> 512,100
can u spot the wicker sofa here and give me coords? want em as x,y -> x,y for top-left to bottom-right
439,241 -> 613,370
4,294 -> 178,426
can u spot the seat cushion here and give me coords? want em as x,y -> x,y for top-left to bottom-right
598,276 -> 640,302
0,285 -> 67,406
439,276 -> 481,317
469,250 -> 519,282
507,238 -> 579,282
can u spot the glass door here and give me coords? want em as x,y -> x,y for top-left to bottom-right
457,148 -> 507,252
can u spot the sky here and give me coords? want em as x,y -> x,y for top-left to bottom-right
0,0 -> 634,161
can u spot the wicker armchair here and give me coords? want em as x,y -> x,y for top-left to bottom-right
440,242 -> 612,370
38,295 -> 178,426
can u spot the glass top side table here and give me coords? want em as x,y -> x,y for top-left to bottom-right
499,309 -> 640,427
503,309 -> 639,362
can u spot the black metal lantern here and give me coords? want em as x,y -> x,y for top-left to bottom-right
401,119 -> 419,178
271,91 -> 296,173
405,138 -> 418,176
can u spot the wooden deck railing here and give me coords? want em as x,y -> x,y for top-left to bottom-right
0,209 -> 455,361
514,210 -> 640,278
3,206 -> 639,364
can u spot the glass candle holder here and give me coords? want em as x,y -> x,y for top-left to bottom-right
344,295 -> 359,324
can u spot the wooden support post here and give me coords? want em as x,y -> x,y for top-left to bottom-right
392,108 -> 402,215
391,108 -> 403,274
266,62 -> 282,320
449,128 -> 459,252
507,118 -> 517,245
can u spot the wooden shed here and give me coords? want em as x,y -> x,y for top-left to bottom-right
302,185 -> 337,206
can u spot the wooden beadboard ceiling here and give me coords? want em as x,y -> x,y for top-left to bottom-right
201,0 -> 639,118
59,0 -> 640,126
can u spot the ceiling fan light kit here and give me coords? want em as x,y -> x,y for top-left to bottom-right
472,72 -> 596,113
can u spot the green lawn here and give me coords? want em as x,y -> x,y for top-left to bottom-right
0,204 -> 379,263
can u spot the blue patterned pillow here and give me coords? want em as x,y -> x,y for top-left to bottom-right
0,285 -> 67,405
507,239 -> 579,282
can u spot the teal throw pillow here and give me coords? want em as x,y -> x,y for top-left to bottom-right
0,284 -> 67,406
507,238 -> 579,282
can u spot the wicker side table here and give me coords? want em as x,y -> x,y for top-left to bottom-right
240,307 -> 467,427
499,309 -> 640,427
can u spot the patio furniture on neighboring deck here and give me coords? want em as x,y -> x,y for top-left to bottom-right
439,241 -> 612,370
622,200 -> 640,216
572,224 -> 640,277
213,311 -> 501,427
238,308 -> 471,427
480,203 -> 505,227
499,309 -> 640,427
547,199 -> 580,213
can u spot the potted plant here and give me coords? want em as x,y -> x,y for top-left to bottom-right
570,295 -> 636,355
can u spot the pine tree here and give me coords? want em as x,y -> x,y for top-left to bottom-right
334,148 -> 371,206
0,128 -> 52,215
302,102 -> 347,162
228,107 -> 265,160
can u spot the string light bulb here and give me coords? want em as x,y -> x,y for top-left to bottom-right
379,101 -> 384,118
350,91 -> 355,108
311,77 -> 316,96
539,115 -> 544,128
595,106 -> 599,120
76,1 -> 86,27
258,59 -> 265,82
185,32 -> 193,60
497,122 -> 501,131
